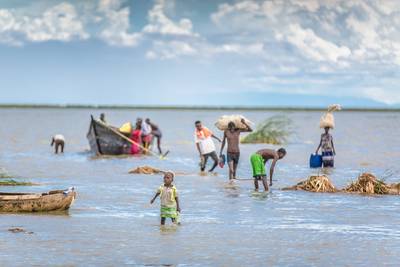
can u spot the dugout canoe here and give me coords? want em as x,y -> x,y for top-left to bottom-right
0,187 -> 76,212
87,115 -> 131,155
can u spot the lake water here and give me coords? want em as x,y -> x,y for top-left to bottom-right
0,108 -> 399,266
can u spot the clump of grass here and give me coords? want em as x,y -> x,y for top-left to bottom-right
344,173 -> 389,194
241,115 -> 292,145
0,179 -> 35,186
129,166 -> 163,175
283,175 -> 336,193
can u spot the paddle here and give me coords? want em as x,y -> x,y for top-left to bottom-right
98,120 -> 169,160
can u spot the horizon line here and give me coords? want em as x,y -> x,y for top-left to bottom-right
0,103 -> 399,112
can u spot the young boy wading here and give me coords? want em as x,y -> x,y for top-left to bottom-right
250,148 -> 286,192
150,171 -> 181,225
220,119 -> 252,180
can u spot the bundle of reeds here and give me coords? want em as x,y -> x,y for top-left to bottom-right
241,115 -> 292,144
129,166 -> 163,175
215,115 -> 253,131
344,173 -> 389,194
388,183 -> 400,195
283,175 -> 336,193
320,104 -> 341,129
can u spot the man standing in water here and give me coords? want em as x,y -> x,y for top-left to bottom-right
145,118 -> 163,155
250,148 -> 286,191
219,119 -> 252,180
194,121 -> 221,173
51,134 -> 65,154
100,113 -> 107,124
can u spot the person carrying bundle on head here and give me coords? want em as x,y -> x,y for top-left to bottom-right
219,118 -> 252,181
315,104 -> 340,168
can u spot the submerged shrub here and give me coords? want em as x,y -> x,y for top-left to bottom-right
241,115 -> 292,144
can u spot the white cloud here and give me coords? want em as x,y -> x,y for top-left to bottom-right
362,88 -> 400,105
211,0 -> 352,64
98,0 -> 141,47
0,3 -> 88,45
209,42 -> 264,56
291,0 -> 320,13
146,40 -> 197,60
284,24 -> 351,63
143,0 -> 197,36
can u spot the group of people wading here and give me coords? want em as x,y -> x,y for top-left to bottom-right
51,113 -> 335,194
194,119 -> 287,192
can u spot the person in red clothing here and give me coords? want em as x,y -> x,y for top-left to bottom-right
130,120 -> 142,155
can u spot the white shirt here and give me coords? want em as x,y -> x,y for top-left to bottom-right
141,121 -> 152,135
54,134 -> 65,142
194,129 -> 216,155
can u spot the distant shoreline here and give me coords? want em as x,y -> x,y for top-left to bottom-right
0,104 -> 399,112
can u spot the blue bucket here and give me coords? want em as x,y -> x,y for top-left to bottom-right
310,154 -> 323,168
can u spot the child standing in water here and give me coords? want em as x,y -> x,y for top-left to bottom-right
150,171 -> 181,225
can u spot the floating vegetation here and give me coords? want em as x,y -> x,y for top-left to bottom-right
283,172 -> 400,196
344,173 -> 389,194
282,175 -> 336,193
241,115 -> 292,145
0,179 -> 36,186
8,227 -> 34,234
129,166 -> 164,175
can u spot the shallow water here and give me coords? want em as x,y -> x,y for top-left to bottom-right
0,108 -> 399,266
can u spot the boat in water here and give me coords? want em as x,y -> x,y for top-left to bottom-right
87,116 -> 131,155
0,187 -> 76,212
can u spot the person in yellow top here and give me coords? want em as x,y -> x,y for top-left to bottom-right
150,171 -> 181,225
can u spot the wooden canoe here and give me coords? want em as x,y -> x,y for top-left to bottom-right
0,187 -> 76,212
86,115 -> 131,155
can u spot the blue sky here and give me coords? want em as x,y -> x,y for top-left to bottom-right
0,0 -> 399,107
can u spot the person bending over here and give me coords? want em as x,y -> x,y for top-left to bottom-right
51,134 -> 65,154
250,148 -> 286,191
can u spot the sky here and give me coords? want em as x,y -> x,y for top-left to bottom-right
0,0 -> 399,107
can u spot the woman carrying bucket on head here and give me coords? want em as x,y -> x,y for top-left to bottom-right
315,105 -> 340,168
